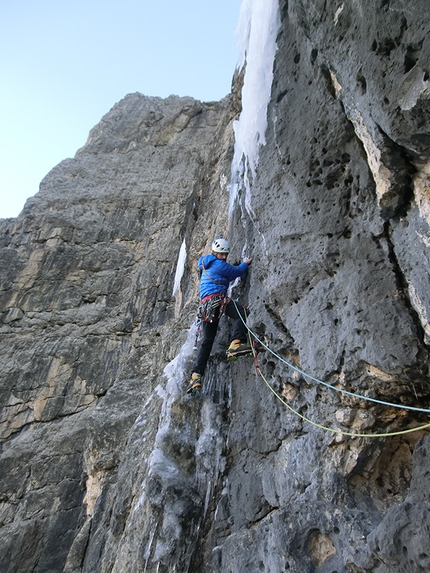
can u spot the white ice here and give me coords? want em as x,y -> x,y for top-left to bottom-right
172,238 -> 187,297
229,0 -> 280,215
134,325 -> 197,512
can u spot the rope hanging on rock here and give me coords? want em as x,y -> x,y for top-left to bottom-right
254,358 -> 430,438
234,301 -> 430,438
234,300 -> 430,414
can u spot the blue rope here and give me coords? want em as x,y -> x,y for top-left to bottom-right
233,300 -> 430,414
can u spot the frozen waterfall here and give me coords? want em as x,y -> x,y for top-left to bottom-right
229,0 -> 280,215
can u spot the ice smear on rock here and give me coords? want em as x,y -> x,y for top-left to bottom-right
134,326 -> 197,510
131,324 -> 228,570
172,238 -> 187,297
229,0 -> 280,215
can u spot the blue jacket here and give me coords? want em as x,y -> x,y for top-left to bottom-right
198,254 -> 249,299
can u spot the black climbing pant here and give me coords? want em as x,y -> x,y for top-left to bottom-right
192,300 -> 247,376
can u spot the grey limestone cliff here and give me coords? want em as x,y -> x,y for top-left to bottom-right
2,1 -> 430,572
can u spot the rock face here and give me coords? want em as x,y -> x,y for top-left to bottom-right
1,1 -> 430,572
0,93 -> 237,572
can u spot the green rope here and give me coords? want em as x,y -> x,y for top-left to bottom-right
234,300 -> 430,414
255,361 -> 430,438
237,302 -> 430,438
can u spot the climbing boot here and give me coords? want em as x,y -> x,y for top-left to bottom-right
186,373 -> 202,394
226,339 -> 253,361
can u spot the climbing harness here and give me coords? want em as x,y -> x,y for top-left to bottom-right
198,293 -> 229,323
236,302 -> 430,438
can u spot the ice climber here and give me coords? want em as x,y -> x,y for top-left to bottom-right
187,238 -> 253,394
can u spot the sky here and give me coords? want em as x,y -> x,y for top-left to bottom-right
0,0 -> 243,219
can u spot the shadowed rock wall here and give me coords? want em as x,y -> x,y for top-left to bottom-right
1,1 -> 430,572
0,93 -> 237,572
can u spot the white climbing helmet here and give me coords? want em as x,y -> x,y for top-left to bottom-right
212,238 -> 230,254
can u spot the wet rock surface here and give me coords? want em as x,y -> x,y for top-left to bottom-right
1,2 -> 430,572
